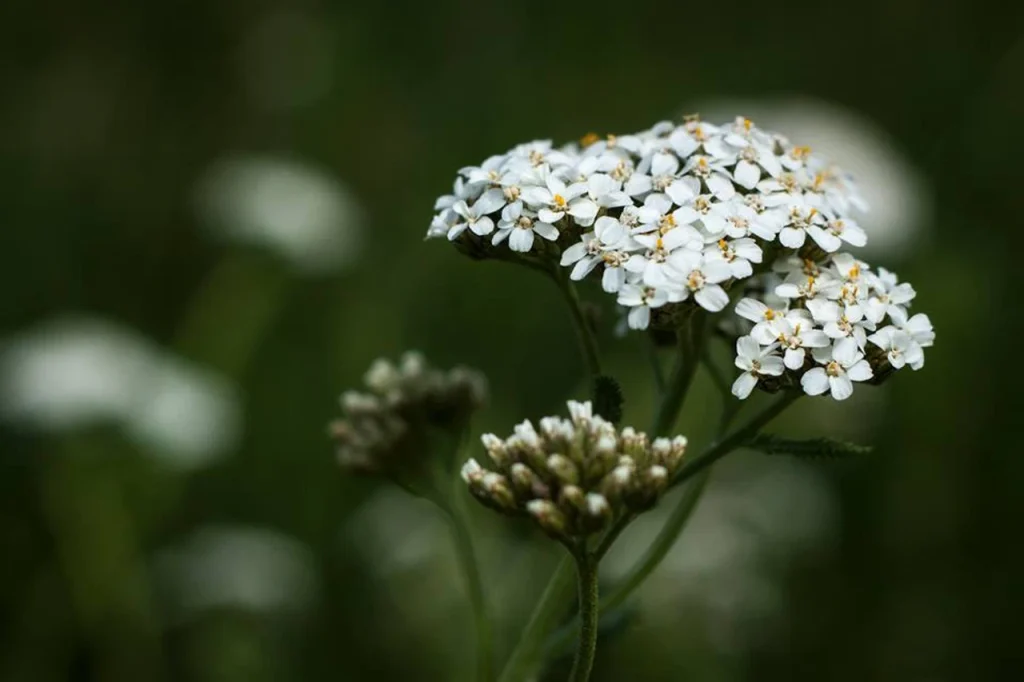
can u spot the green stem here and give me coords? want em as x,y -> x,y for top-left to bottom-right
445,498 -> 494,682
497,555 -> 577,682
596,392 -> 801,613
553,274 -> 602,381
671,392 -> 801,488
650,315 -> 705,436
567,549 -> 600,682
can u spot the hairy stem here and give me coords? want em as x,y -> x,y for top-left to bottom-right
497,556 -> 577,682
567,550 -> 600,682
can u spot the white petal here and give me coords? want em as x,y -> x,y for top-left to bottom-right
665,180 -> 696,205
846,359 -> 873,382
509,228 -> 534,252
832,337 -> 859,366
470,216 -> 494,236
491,228 -> 510,245
570,256 -> 600,281
800,330 -> 830,348
627,305 -> 650,330
731,372 -> 758,399
695,284 -> 729,312
651,152 -> 679,177
534,222 -> 560,240
701,262 -> 733,284
828,374 -> 854,401
807,226 -> 842,252
560,240 -> 589,266
602,267 -> 625,293
801,368 -> 829,396
759,355 -> 786,376
734,160 -> 760,189
624,175 -> 652,196
706,174 -> 736,200
736,335 -> 760,361
474,189 -> 506,216
784,347 -> 805,370
736,298 -> 769,322
705,214 -> 731,237
538,208 -> 563,224
569,200 -> 598,225
779,226 -> 805,249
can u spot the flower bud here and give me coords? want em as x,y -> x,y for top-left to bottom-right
331,353 -> 488,490
460,401 -> 689,542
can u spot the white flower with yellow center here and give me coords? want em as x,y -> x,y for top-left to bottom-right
731,335 -> 785,399
736,297 -> 788,345
703,237 -> 762,279
459,154 -> 508,187
635,193 -> 700,236
730,140 -> 783,189
805,297 -> 871,348
867,326 -> 925,370
801,338 -> 873,400
521,171 -> 588,224
778,205 -> 828,250
492,202 -> 558,252
769,310 -> 830,370
682,154 -> 736,200
670,250 -> 733,312
864,267 -> 916,325
627,229 -> 703,287
618,284 -> 669,330
775,271 -> 840,303
561,216 -> 632,280
447,189 -> 505,240
599,250 -> 633,293
669,116 -> 721,158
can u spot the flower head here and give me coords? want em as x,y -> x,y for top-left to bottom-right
462,401 -> 688,541
331,353 -> 487,482
428,115 -> 934,400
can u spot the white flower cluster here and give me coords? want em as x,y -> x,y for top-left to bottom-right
461,400 -> 687,540
730,254 -> 933,401
428,115 -> 933,401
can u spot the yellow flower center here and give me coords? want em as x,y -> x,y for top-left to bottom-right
553,194 -> 567,209
579,132 -> 600,147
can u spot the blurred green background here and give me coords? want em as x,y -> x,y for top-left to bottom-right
2,0 -> 1022,680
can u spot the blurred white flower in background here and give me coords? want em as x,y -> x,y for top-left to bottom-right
604,451 -> 837,653
0,316 -> 241,469
695,97 -> 931,258
194,155 -> 365,275
154,525 -> 318,623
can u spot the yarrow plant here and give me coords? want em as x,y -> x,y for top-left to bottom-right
335,114 -> 934,682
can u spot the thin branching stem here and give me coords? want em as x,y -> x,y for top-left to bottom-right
553,274 -> 602,381
443,496 -> 495,682
497,556 -> 577,682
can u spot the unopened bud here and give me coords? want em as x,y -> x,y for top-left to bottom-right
526,499 -> 568,538
546,453 -> 579,485
510,462 -> 550,499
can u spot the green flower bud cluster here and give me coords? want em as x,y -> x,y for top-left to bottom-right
460,400 -> 687,542
331,352 -> 487,477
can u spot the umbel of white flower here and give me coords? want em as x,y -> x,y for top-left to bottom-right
331,352 -> 488,477
428,115 -> 934,402
461,401 -> 687,541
